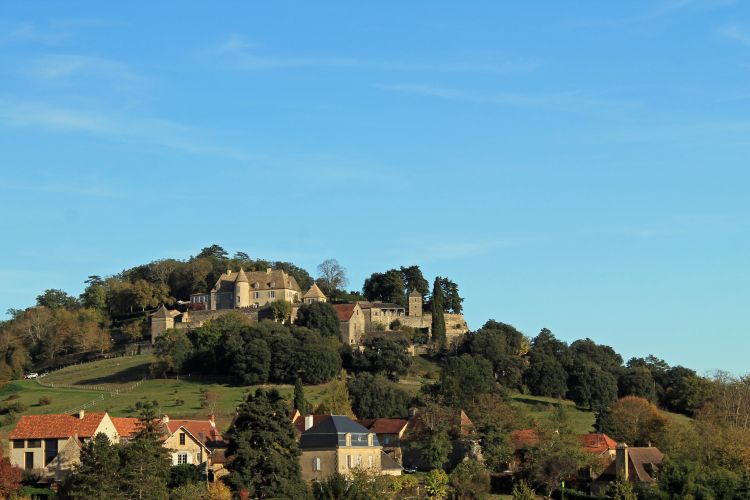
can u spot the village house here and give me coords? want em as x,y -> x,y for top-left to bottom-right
9,411 -> 227,483
296,414 -> 402,481
355,418 -> 409,464
8,411 -> 120,481
332,303 -> 366,345
591,443 -> 664,495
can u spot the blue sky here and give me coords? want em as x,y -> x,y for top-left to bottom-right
1,1 -> 748,374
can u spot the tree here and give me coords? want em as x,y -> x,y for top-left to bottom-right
511,480 -> 536,500
469,320 -> 528,389
120,406 -> 172,500
449,459 -> 490,499
424,468 -> 449,499
618,367 -> 657,402
440,354 -> 496,407
567,361 -> 618,414
295,302 -> 341,338
315,371 -> 354,417
363,270 -> 406,305
431,277 -> 446,348
317,259 -> 348,294
242,338 -> 271,385
600,397 -> 669,447
525,431 -> 595,499
400,265 -> 430,298
525,356 -> 568,398
0,448 -> 22,499
36,288 -> 79,310
294,378 -> 306,414
294,336 -> 342,384
605,480 -> 637,500
65,433 -> 122,499
347,372 -> 410,418
225,389 -> 306,498
168,463 -> 203,488
197,244 -> 228,260
151,330 -> 193,376
357,336 -> 412,380
268,300 -> 292,323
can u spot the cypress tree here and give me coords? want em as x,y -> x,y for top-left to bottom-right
431,277 -> 446,349
294,377 -> 306,414
64,433 -> 122,499
120,405 -> 172,500
226,389 -> 306,498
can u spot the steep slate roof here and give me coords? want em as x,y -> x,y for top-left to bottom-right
356,418 -> 408,435
165,418 -> 224,446
292,414 -> 331,435
235,268 -> 249,283
151,305 -> 180,319
111,417 -> 141,439
304,283 -> 326,299
597,447 -> 664,483
10,412 -> 108,440
332,303 -> 357,322
299,416 -> 380,450
211,269 -> 300,293
581,433 -> 617,454
380,450 -> 403,472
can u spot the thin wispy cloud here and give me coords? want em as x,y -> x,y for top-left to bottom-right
0,98 -> 251,161
0,19 -> 118,46
211,35 -> 537,74
374,83 -> 630,114
24,54 -> 144,86
719,25 -> 750,46
571,0 -> 734,28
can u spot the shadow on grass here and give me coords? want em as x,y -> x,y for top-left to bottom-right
77,362 -> 151,385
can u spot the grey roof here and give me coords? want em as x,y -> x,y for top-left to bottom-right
299,416 -> 380,450
235,268 -> 249,283
380,451 -> 403,471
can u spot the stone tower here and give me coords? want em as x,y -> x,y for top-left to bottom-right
234,268 -> 250,308
150,305 -> 177,343
408,290 -> 423,317
303,283 -> 327,304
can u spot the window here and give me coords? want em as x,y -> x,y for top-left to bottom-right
24,452 -> 34,470
12,440 -> 24,449
368,455 -> 373,468
356,455 -> 362,466
254,292 -> 260,299
179,433 -> 186,445
313,457 -> 321,471
27,440 -> 41,448
44,439 -> 58,466
178,453 -> 188,465
269,291 -> 276,299
346,455 -> 352,468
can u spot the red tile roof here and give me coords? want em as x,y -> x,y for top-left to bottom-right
581,433 -> 617,454
165,419 -> 223,445
10,412 -> 108,440
511,429 -> 540,450
111,417 -> 141,439
332,303 -> 356,321
356,418 -> 408,435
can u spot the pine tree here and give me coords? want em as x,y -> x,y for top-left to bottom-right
65,433 -> 123,499
431,277 -> 447,349
226,389 -> 306,498
120,405 -> 172,500
294,377 -> 306,414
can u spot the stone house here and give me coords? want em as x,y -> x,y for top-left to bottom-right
189,268 -> 302,311
297,415 -> 402,482
356,418 -> 409,464
332,303 -> 366,345
8,411 -> 120,481
303,283 -> 327,304
591,444 -> 663,495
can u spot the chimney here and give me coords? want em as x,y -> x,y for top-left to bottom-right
304,414 -> 314,431
208,414 -> 215,427
616,443 -> 629,481
266,268 -> 272,274
78,410 -> 85,419
227,269 -> 232,275
162,414 -> 169,423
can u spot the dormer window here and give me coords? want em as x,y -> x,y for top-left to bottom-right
253,282 -> 259,289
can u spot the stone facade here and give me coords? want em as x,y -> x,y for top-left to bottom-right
190,268 -> 302,311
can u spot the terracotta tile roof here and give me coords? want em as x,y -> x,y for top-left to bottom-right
581,433 -> 617,454
511,429 -> 540,450
165,419 -> 223,445
10,412 -> 108,440
356,418 -> 408,435
111,417 -> 141,439
332,303 -> 357,321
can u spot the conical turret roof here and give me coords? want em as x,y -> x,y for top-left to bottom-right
235,268 -> 249,283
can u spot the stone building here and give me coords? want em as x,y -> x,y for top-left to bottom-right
189,268 -> 302,311
332,303 -> 366,345
303,283 -> 327,304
